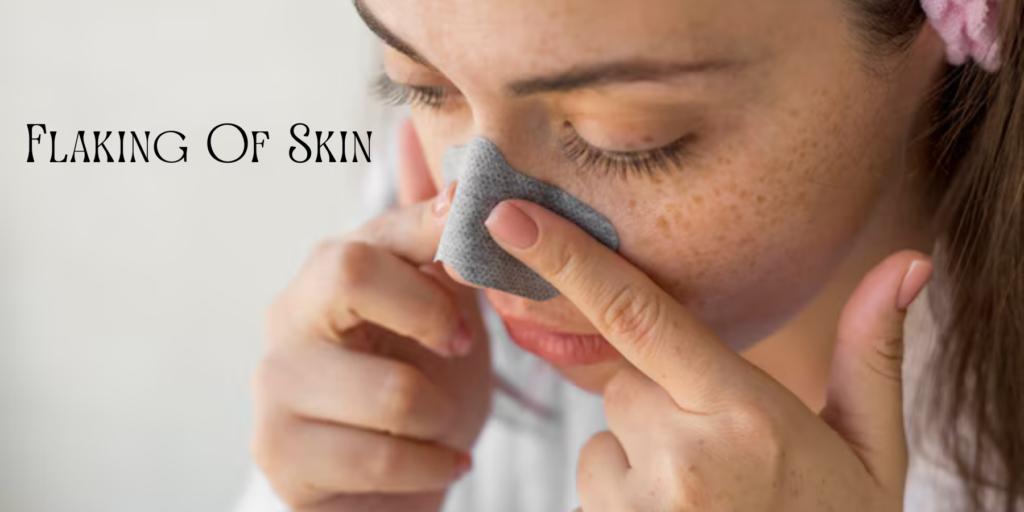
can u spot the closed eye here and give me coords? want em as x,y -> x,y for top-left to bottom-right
559,122 -> 695,178
370,71 -> 459,110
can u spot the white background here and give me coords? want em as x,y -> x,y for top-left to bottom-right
0,1 -> 387,510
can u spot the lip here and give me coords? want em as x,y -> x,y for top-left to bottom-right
499,316 -> 622,366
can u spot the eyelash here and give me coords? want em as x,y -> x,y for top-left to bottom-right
370,72 -> 693,178
559,123 -> 693,178
371,71 -> 453,110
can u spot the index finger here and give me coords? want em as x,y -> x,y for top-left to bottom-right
485,199 -> 750,407
396,118 -> 438,205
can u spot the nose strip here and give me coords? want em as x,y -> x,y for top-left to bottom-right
434,137 -> 620,301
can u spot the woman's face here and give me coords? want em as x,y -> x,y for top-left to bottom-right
358,0 -> 940,393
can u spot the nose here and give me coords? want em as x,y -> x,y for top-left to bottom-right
434,136 -> 619,302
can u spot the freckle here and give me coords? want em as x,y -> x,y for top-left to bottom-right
739,189 -> 748,199
628,199 -> 636,209
656,215 -> 671,235
651,175 -> 662,184
756,194 -> 765,204
693,194 -> 704,204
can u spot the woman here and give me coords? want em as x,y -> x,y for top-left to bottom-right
240,0 -> 1022,510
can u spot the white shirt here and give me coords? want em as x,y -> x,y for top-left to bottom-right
233,112 -> 974,512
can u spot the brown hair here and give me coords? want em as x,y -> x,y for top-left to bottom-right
848,0 -> 1024,510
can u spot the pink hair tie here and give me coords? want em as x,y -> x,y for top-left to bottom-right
921,0 -> 1002,72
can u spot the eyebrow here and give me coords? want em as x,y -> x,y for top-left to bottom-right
353,0 -> 437,69
506,59 -> 736,96
353,0 -> 738,96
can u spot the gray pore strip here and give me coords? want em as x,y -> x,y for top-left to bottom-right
434,137 -> 620,301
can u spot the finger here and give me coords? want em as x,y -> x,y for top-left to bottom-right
396,118 -> 438,205
331,242 -> 467,356
602,367 -> 679,460
484,199 -> 746,407
257,419 -> 471,504
258,342 -> 457,441
820,250 -> 932,489
298,240 -> 465,355
577,430 -> 630,512
350,185 -> 451,265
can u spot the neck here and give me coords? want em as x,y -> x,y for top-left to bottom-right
741,160 -> 936,412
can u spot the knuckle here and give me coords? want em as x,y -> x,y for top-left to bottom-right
867,331 -> 905,383
724,401 -> 785,466
599,283 -> 663,352
367,438 -> 403,482
312,237 -> 343,261
263,239 -> 354,343
660,465 -> 705,510
379,365 -> 424,426
334,241 -> 377,293
576,431 -> 615,491
307,238 -> 349,283
411,293 -> 457,346
545,237 -> 582,282
602,370 -> 642,413
579,430 -> 611,461
650,445 -> 711,511
726,401 -> 778,438
249,362 -> 329,508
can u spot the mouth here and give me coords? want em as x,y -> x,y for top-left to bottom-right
498,316 -> 622,366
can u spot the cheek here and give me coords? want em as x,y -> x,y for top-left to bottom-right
607,92 -> 895,350
410,115 -> 468,192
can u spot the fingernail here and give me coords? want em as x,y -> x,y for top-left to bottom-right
485,201 -> 538,249
448,322 -> 472,357
897,259 -> 934,310
454,451 -> 473,477
433,181 -> 456,217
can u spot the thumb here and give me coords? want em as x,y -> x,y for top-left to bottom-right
820,250 -> 933,489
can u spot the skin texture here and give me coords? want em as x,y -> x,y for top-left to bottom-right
250,0 -> 953,510
481,200 -> 934,511
254,125 -> 494,512
367,0 -> 944,401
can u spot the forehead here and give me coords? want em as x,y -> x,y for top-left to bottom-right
363,0 -> 826,80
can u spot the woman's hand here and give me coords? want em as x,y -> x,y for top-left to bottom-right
484,199 -> 933,512
251,120 -> 493,512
